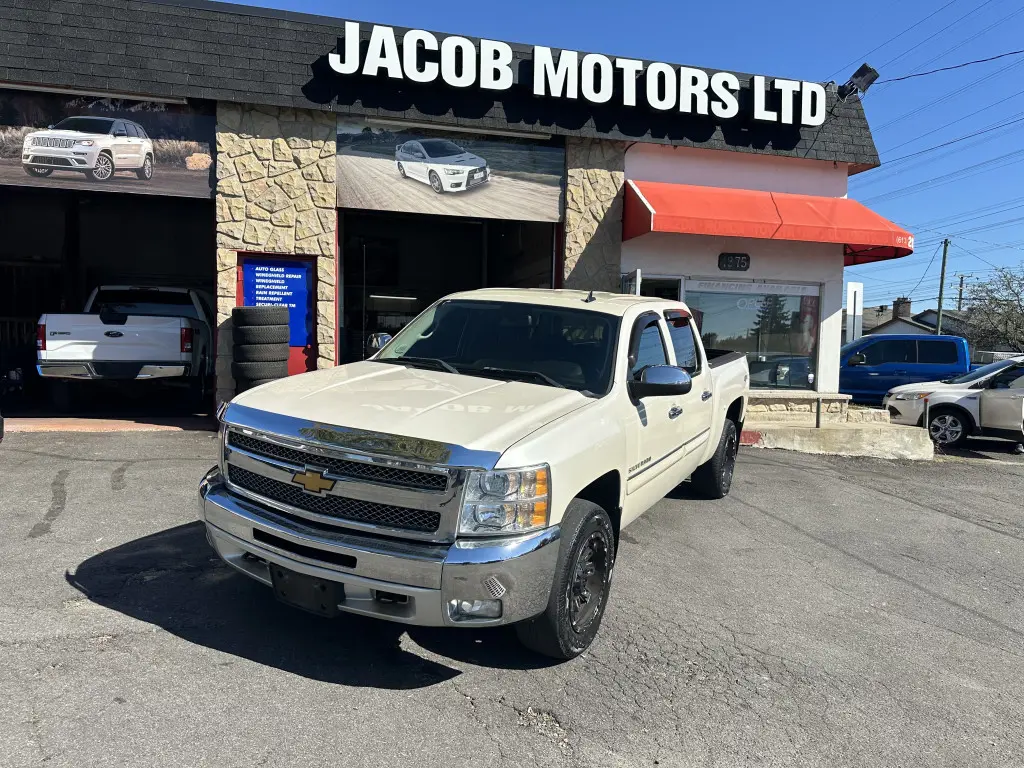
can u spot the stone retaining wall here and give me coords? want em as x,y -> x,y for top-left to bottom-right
214,103 -> 337,403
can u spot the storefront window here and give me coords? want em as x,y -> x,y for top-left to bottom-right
684,283 -> 819,390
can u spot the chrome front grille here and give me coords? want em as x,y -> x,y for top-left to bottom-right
33,137 -> 75,148
228,431 -> 448,491
228,465 -> 442,533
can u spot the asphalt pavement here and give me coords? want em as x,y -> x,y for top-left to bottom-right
2,432 -> 1023,767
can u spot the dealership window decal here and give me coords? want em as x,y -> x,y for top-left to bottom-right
327,22 -> 827,127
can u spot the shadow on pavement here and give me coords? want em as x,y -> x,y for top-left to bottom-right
67,522 -> 556,688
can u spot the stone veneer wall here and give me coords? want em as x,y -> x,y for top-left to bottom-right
214,103 -> 337,404
563,138 -> 625,292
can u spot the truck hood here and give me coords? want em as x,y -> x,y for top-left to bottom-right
230,361 -> 593,456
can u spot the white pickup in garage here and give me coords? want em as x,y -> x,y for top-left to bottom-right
37,285 -> 214,399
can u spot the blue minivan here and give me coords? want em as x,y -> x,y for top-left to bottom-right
839,334 -> 972,404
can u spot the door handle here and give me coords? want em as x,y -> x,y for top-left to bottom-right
668,406 -> 683,419
701,391 -> 712,401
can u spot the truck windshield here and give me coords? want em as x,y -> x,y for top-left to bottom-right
90,290 -> 199,319
377,300 -> 620,396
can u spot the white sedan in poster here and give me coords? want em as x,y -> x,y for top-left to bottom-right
395,139 -> 489,194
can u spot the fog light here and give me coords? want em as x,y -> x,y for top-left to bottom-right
447,598 -> 502,621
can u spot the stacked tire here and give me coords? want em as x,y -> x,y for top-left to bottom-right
231,306 -> 290,394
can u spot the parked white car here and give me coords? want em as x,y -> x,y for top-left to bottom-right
22,116 -> 155,182
395,139 -> 489,193
884,356 -> 1024,447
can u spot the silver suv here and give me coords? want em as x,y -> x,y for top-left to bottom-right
22,116 -> 155,182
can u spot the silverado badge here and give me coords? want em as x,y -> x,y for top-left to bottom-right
291,468 -> 336,494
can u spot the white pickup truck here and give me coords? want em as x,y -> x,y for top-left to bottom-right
199,289 -> 748,658
37,286 -> 214,406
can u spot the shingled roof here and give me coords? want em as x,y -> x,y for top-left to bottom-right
0,0 -> 880,169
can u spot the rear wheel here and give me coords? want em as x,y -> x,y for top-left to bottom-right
24,166 -> 53,177
690,420 -> 738,499
928,408 -> 970,448
87,152 -> 114,181
514,499 -> 615,660
136,154 -> 153,180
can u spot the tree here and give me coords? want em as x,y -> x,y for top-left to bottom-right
965,266 -> 1024,353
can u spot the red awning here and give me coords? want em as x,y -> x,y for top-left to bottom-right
623,180 -> 914,265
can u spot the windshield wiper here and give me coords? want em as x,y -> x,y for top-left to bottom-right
382,356 -> 459,375
466,366 -> 567,389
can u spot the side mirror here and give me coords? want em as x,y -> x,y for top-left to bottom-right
848,352 -> 867,366
628,365 -> 692,399
365,332 -> 393,358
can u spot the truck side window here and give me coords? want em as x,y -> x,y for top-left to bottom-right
918,340 -> 958,364
663,311 -> 701,375
861,339 -> 916,366
629,316 -> 668,379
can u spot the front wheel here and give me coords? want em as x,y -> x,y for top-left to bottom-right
24,166 -> 53,177
690,420 -> 738,499
928,408 -> 969,448
136,154 -> 153,180
428,170 -> 444,194
87,152 -> 114,181
514,499 -> 615,660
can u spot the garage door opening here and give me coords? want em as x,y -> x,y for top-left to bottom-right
340,209 -> 557,362
0,185 -> 215,420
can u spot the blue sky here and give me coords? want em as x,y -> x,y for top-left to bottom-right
239,0 -> 1024,313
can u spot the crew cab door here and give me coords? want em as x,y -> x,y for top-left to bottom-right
664,310 -> 713,472
980,364 -> 1024,433
624,312 -> 686,520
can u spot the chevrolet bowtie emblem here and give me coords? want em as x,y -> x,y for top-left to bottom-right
291,468 -> 336,494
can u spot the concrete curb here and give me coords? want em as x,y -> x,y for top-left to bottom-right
741,423 -> 934,461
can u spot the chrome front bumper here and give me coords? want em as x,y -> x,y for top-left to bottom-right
37,363 -> 186,380
198,467 -> 560,627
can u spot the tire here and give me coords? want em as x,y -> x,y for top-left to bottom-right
231,360 -> 288,381
928,407 -> 970,448
87,152 -> 114,181
690,420 -> 739,499
397,161 -> 406,178
232,306 -> 289,327
232,343 -> 289,363
514,499 -> 616,660
429,170 -> 444,194
136,154 -> 153,181
236,377 -> 278,393
24,166 -> 52,177
232,324 -> 289,345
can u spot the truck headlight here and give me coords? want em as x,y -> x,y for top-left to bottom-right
443,168 -> 463,175
894,392 -> 929,400
458,465 -> 550,536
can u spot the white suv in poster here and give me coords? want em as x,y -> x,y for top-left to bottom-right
22,116 -> 154,182
395,139 -> 489,193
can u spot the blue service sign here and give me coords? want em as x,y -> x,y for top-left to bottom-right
241,258 -> 312,347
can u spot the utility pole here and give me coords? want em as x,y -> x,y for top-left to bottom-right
936,238 -> 949,335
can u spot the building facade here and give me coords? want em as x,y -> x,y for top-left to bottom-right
0,0 -> 913,403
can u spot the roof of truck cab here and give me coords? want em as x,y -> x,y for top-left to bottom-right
442,288 -> 679,316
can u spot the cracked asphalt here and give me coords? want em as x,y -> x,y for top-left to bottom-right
2,431 -> 1023,767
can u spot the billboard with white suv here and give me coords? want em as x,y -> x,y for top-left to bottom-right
0,89 -> 214,198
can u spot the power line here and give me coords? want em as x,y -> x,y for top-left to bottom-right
877,48 -> 1024,83
823,0 -> 958,81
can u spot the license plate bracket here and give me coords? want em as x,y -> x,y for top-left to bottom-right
269,565 -> 341,617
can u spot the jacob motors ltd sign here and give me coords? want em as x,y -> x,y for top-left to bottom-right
329,22 -> 828,127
